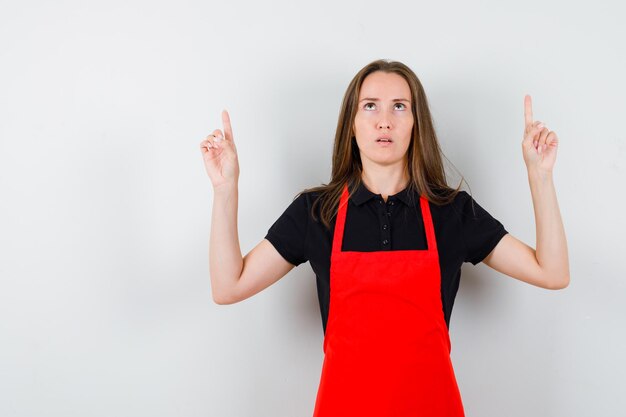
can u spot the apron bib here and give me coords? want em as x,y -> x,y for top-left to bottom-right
312,183 -> 465,416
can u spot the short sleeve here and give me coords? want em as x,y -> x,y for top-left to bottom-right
458,191 -> 508,265
264,193 -> 309,267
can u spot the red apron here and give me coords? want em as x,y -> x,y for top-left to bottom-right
312,183 -> 465,416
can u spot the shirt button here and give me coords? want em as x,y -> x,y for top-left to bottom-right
382,224 -> 388,230
382,239 -> 389,245
390,201 -> 395,205
378,200 -> 382,204
386,212 -> 391,216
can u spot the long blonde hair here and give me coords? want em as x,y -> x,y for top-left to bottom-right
300,59 -> 465,230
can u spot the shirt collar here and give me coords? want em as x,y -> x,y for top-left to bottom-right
350,180 -> 412,207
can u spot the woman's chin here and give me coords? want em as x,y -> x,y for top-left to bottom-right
365,155 -> 404,166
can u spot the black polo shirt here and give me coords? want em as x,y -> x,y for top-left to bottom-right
264,181 -> 508,335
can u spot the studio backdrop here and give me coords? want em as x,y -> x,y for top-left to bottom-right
1,0 -> 624,416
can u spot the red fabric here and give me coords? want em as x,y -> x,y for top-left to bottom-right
312,183 -> 465,416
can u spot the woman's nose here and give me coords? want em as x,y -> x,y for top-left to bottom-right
377,118 -> 391,129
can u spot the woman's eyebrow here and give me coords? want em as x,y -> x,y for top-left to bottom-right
359,97 -> 411,103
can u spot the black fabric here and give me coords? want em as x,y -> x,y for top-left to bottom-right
264,181 -> 508,335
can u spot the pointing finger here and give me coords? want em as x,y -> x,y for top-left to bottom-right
222,109 -> 234,142
524,94 -> 533,127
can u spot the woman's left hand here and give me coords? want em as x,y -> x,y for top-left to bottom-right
521,94 -> 558,174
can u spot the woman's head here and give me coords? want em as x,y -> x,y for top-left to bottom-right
302,59 -> 464,229
333,59 -> 447,188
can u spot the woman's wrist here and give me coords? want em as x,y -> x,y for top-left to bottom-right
527,167 -> 553,184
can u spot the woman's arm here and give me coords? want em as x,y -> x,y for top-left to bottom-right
482,95 -> 570,290
209,184 -> 296,304
201,111 -> 296,304
483,171 -> 569,289
209,183 -> 244,303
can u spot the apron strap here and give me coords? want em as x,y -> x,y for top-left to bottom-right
331,183 -> 350,255
420,195 -> 438,253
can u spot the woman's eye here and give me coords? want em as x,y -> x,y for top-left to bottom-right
363,102 -> 407,110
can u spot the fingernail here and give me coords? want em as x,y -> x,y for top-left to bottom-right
537,123 -> 544,129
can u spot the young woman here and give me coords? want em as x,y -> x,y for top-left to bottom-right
200,59 -> 569,416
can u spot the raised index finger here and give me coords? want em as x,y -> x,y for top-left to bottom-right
222,109 -> 233,141
524,94 -> 533,127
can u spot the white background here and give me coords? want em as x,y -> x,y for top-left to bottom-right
1,0 -> 624,416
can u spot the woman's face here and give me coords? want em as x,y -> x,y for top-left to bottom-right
353,71 -> 414,168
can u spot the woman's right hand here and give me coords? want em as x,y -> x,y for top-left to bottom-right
200,109 -> 240,190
